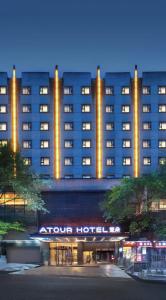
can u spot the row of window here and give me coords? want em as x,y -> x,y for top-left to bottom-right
23,156 -> 166,166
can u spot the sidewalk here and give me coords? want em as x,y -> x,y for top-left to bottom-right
0,256 -> 39,273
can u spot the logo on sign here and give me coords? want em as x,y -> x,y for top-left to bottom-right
39,225 -> 121,235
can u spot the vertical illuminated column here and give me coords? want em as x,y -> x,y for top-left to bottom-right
96,66 -> 103,179
53,65 -> 61,179
11,65 -> 18,153
133,65 -> 140,177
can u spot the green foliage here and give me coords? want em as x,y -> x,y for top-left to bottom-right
0,221 -> 25,236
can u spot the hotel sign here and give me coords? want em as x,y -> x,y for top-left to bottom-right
39,225 -> 121,235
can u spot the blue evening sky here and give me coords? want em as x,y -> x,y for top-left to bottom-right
0,0 -> 166,76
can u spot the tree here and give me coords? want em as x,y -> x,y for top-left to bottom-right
0,221 -> 25,236
0,143 -> 47,212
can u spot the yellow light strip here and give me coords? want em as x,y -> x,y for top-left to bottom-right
54,66 -> 60,179
96,66 -> 103,179
11,66 -> 18,153
133,65 -> 140,177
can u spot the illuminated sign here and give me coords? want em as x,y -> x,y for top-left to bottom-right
39,225 -> 121,235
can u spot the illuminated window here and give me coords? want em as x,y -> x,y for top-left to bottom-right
121,105 -> 130,113
0,123 -> 7,131
82,175 -> 91,179
105,105 -> 114,113
82,140 -> 91,148
122,122 -> 131,131
64,140 -> 73,148
106,122 -> 114,131
159,140 -> 166,148
40,122 -> 49,131
122,140 -> 131,148
106,158 -> 114,166
81,105 -> 91,112
23,157 -> 32,166
39,87 -> 48,95
40,140 -> 49,148
142,105 -> 151,113
0,140 -> 8,147
82,157 -> 91,165
106,174 -> 115,179
40,157 -> 50,166
22,122 -> 31,131
159,200 -> 166,210
40,105 -> 49,112
64,157 -> 73,166
22,87 -> 31,95
123,175 -> 131,179
123,157 -> 131,166
105,86 -> 114,95
142,140 -> 151,148
159,157 -> 166,165
64,175 -> 73,179
64,122 -> 73,131
121,87 -> 130,95
0,86 -> 7,95
81,87 -> 91,95
158,86 -> 166,95
143,122 -> 151,130
64,87 -> 73,95
82,122 -> 91,130
159,105 -> 166,112
64,105 -> 73,113
143,157 -> 151,166
142,86 -> 150,95
159,122 -> 166,130
106,140 -> 114,148
22,105 -> 31,113
22,140 -> 32,149
0,105 -> 7,113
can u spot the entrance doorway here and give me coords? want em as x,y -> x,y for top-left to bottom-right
50,243 -> 77,266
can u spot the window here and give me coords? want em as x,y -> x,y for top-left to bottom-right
64,87 -> 73,95
82,140 -> 91,148
143,157 -> 151,166
22,122 -> 31,131
122,140 -> 131,148
40,122 -> 49,131
123,175 -> 131,179
40,105 -> 49,113
82,122 -> 91,130
81,105 -> 91,112
82,175 -> 91,179
106,158 -> 114,166
158,86 -> 166,95
0,140 -> 8,147
159,140 -> 166,148
123,157 -> 131,166
159,105 -> 166,112
64,122 -> 73,131
106,122 -> 114,130
105,86 -> 114,95
40,157 -> 50,166
64,157 -> 73,166
82,157 -> 91,165
0,105 -> 7,113
0,123 -> 7,131
64,140 -> 73,148
143,105 -> 151,113
39,87 -> 48,95
81,87 -> 91,95
106,174 -> 115,179
22,140 -> 32,149
159,122 -> 166,130
121,87 -> 130,95
22,87 -> 31,95
64,105 -> 73,113
122,105 -> 130,113
143,122 -> 151,130
142,140 -> 151,148
159,157 -> 166,165
142,86 -> 151,95
106,140 -> 114,148
64,175 -> 73,179
23,157 -> 32,166
105,105 -> 114,113
40,140 -> 49,149
0,86 -> 7,95
122,122 -> 131,131
22,105 -> 31,113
